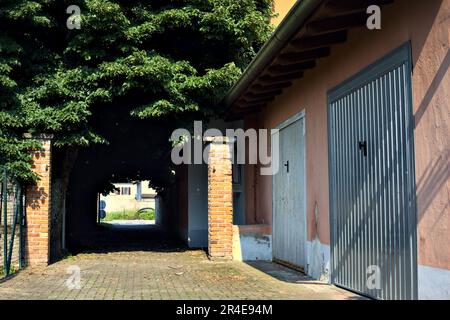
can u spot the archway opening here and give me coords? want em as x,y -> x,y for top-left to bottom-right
54,103 -> 191,257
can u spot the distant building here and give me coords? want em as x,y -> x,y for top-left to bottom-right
100,181 -> 156,213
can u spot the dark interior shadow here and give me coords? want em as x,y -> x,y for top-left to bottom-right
69,223 -> 198,255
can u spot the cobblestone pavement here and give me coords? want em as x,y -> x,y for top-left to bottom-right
0,250 -> 362,300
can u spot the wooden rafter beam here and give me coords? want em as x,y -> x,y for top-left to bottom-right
239,96 -> 275,106
268,60 -> 316,75
306,12 -> 369,35
277,47 -> 331,64
244,90 -> 282,101
235,102 -> 268,110
289,31 -> 347,51
235,104 -> 263,111
323,0 -> 394,15
257,72 -> 303,85
229,105 -> 263,119
249,82 -> 292,94
228,0 -> 398,119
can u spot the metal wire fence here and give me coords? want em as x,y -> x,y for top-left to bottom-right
0,167 -> 25,277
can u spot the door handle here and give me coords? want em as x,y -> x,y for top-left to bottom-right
358,141 -> 368,157
284,160 -> 289,173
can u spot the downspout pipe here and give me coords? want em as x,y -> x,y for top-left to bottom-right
224,0 -> 323,108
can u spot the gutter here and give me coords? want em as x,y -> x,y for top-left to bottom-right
224,0 -> 323,109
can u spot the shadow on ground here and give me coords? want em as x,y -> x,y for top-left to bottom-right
247,261 -> 368,300
70,223 -> 200,255
246,261 -> 327,284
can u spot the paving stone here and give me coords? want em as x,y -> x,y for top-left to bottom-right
0,250 -> 362,300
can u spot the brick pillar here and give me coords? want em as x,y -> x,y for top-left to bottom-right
205,136 -> 233,260
24,134 -> 53,266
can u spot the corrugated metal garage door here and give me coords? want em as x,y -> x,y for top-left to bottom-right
328,44 -> 417,300
273,113 -> 307,270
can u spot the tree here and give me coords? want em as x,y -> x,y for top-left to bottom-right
1,0 -> 274,258
0,0 -> 274,181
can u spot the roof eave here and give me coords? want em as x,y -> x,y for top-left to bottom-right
224,0 -> 323,109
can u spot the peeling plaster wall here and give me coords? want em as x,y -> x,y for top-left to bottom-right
233,225 -> 272,261
306,240 -> 330,283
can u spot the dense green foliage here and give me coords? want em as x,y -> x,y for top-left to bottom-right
0,0 -> 273,181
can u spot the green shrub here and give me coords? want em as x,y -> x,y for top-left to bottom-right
103,208 -> 155,221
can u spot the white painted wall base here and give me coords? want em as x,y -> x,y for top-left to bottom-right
418,265 -> 450,300
304,241 -> 450,300
233,226 -> 272,261
306,238 -> 331,283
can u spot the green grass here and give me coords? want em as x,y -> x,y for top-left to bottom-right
63,252 -> 76,261
102,208 -> 155,221
0,264 -> 18,277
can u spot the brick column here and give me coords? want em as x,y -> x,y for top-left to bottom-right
24,134 -> 53,266
205,136 -> 233,260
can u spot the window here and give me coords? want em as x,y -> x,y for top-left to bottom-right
120,187 -> 131,195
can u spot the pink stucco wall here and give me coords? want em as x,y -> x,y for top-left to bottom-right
245,0 -> 449,270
